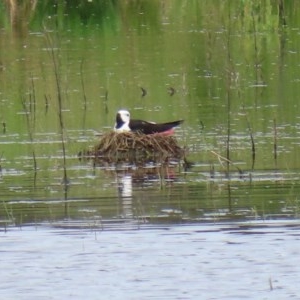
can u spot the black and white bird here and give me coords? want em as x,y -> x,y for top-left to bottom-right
114,109 -> 183,135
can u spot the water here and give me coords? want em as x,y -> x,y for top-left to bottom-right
1,1 -> 300,298
2,222 -> 300,299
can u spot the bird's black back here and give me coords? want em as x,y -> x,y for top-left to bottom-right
129,119 -> 183,134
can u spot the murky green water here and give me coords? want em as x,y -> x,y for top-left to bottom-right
1,1 -> 300,298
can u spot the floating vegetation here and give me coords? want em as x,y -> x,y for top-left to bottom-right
80,131 -> 185,164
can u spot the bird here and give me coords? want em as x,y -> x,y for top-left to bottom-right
114,109 -> 183,135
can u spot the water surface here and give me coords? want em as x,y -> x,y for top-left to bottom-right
1,1 -> 300,299
1,221 -> 300,299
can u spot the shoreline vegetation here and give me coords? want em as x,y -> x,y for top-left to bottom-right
2,1 -> 289,37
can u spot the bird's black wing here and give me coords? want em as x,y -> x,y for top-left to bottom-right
130,119 -> 183,134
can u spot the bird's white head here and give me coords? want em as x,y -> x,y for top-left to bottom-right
114,109 -> 131,132
118,109 -> 130,123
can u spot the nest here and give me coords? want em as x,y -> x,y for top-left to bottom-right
81,131 -> 185,164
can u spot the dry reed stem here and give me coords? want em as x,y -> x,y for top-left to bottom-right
210,150 -> 242,174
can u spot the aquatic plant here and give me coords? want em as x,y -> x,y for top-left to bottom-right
21,77 -> 38,185
45,31 -> 69,197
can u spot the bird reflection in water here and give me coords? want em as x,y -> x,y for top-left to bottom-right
117,174 -> 133,219
116,165 -> 179,220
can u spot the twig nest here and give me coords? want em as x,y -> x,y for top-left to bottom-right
82,131 -> 185,164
